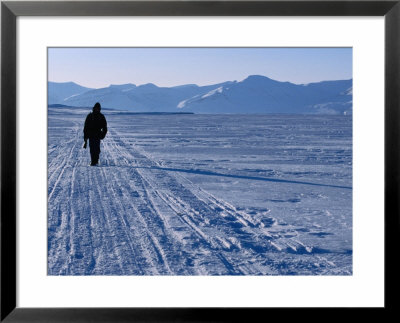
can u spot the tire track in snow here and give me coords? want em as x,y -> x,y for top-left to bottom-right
101,131 -> 242,274
48,113 -> 341,275
111,128 -> 330,274
98,163 -> 170,275
48,134 -> 79,201
105,129 -> 281,274
101,134 -> 192,274
49,116 -> 149,275
48,117 -> 83,274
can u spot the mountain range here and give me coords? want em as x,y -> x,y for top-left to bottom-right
48,75 -> 352,114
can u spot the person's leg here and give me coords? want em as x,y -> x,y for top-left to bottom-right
89,138 -> 94,165
93,139 -> 101,165
89,138 -> 98,165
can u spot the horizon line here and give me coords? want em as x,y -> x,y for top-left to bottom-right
48,74 -> 353,90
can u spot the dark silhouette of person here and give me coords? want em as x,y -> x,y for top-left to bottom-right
83,102 -> 107,166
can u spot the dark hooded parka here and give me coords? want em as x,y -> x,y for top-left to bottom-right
84,102 -> 107,165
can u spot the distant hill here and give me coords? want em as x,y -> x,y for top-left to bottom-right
48,82 -> 94,105
48,76 -> 352,114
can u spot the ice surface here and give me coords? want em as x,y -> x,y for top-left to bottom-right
48,108 -> 352,275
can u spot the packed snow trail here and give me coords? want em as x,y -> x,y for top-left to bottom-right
48,108 -> 352,275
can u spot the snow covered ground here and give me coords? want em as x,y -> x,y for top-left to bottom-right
48,107 -> 352,275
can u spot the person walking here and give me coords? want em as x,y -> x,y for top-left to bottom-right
83,102 -> 108,166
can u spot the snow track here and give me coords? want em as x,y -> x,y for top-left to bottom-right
48,110 -> 352,275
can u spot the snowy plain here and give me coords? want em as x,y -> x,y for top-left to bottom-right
48,107 -> 352,276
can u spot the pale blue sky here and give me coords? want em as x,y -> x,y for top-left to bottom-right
48,47 -> 352,88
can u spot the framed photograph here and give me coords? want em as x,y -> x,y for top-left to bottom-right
1,0 -> 399,321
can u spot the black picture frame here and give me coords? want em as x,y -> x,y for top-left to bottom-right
1,0 -> 399,321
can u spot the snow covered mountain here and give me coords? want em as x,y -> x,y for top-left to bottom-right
176,76 -> 352,114
48,81 -> 94,105
49,76 -> 352,114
